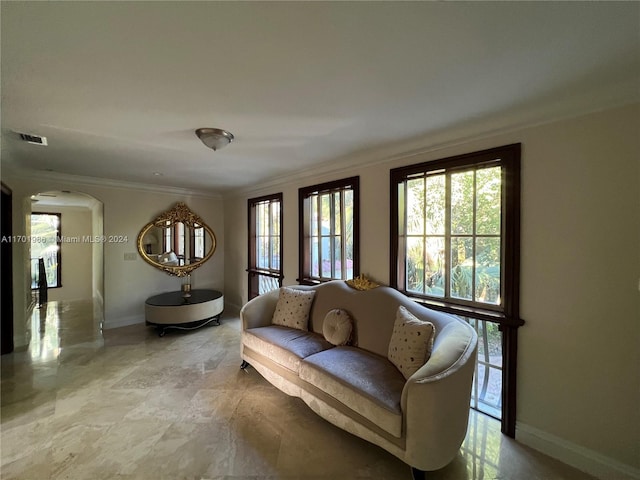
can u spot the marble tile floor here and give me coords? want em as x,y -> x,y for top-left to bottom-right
1,299 -> 596,480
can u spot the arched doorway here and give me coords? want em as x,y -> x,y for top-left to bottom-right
29,190 -> 105,331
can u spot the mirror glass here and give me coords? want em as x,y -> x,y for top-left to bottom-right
137,203 -> 216,276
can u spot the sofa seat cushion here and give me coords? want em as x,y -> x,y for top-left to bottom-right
299,347 -> 405,438
244,325 -> 334,373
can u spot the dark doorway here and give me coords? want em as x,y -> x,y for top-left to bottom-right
1,182 -> 14,354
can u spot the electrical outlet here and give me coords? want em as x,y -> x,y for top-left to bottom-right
124,252 -> 137,261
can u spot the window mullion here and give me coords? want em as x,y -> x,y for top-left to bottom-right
330,193 -> 336,279
472,169 -> 477,302
340,191 -> 347,279
271,201 -> 276,272
267,202 -> 272,271
422,176 -> 427,295
444,172 -> 452,298
316,194 -> 322,278
402,180 -> 409,292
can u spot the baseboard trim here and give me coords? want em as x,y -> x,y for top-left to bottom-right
103,314 -> 144,330
517,422 -> 640,480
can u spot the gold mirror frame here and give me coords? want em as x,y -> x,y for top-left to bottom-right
137,202 -> 217,277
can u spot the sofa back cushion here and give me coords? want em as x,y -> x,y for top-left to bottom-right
301,281 -> 460,358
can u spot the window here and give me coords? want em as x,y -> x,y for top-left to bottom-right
299,177 -> 359,284
191,225 -> 205,261
175,222 -> 185,260
30,213 -> 62,289
391,144 -> 522,436
163,225 -> 171,253
248,193 -> 283,300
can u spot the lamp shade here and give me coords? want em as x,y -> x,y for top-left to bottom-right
195,128 -> 234,151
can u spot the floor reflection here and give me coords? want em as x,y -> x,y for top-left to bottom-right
1,300 -> 597,480
461,412 -> 502,479
26,299 -> 104,364
29,302 -> 61,362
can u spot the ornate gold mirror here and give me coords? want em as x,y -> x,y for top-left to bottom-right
137,202 -> 216,277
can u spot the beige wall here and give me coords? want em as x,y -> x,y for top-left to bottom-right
224,104 -> 640,476
5,177 -> 225,340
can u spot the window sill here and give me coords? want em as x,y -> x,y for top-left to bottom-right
407,294 -> 524,327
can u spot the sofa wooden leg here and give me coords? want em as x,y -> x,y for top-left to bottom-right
240,360 -> 250,370
411,467 -> 426,480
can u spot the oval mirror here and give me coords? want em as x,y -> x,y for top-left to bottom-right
137,203 -> 216,276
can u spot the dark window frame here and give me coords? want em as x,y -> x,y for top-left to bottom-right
248,193 -> 283,300
390,144 -> 522,437
298,176 -> 360,285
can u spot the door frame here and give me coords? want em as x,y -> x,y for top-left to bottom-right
1,182 -> 14,354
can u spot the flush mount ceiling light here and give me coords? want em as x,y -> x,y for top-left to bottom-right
195,128 -> 234,151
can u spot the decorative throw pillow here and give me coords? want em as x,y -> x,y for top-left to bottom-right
271,287 -> 316,331
322,309 -> 353,346
388,306 -> 435,379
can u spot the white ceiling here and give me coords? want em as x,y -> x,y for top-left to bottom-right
2,2 -> 639,194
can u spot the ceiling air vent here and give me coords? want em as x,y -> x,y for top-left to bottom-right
19,132 -> 48,146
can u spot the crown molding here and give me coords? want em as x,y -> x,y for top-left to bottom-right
2,166 -> 222,199
227,93 -> 639,199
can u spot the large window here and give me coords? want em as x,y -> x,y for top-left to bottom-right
248,193 -> 283,300
391,144 -> 522,436
299,177 -> 359,284
31,213 -> 62,289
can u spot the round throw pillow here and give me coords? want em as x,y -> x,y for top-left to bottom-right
322,309 -> 353,346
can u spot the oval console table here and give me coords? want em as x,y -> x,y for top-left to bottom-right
145,289 -> 224,337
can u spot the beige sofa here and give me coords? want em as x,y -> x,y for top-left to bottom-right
240,280 -> 478,477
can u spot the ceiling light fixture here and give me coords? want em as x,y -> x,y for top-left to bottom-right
195,128 -> 234,151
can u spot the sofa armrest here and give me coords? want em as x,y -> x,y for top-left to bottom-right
400,322 -> 478,471
240,289 -> 280,330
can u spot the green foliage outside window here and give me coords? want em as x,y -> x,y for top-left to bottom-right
404,166 -> 501,305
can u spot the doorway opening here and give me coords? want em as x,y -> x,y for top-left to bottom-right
29,190 -> 104,323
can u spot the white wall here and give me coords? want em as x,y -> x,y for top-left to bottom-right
32,205 -> 93,302
6,177 -> 225,337
224,103 -> 640,478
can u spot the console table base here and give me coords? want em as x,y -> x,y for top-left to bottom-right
147,314 -> 221,337
145,289 -> 224,337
